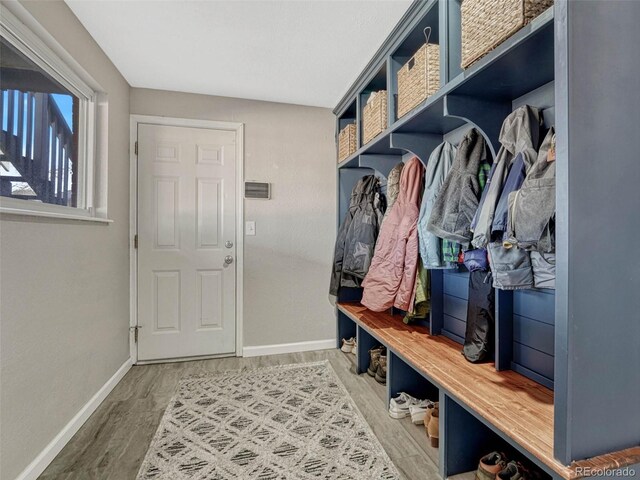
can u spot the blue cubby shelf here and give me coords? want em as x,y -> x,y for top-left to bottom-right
334,0 -> 640,474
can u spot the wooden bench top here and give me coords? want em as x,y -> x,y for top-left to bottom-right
337,302 -> 640,479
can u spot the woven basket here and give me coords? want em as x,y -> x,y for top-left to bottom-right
461,0 -> 553,69
338,123 -> 357,162
397,27 -> 440,119
362,90 -> 388,145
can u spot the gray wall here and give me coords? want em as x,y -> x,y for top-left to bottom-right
130,88 -> 337,348
0,2 -> 131,479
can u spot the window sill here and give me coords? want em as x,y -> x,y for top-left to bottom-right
0,206 -> 113,224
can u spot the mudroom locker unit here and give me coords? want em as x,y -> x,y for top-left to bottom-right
332,1 -> 640,479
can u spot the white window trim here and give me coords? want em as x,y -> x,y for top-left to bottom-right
0,4 -> 110,223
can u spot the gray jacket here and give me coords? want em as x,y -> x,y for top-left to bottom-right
506,128 -> 556,251
471,106 -> 541,249
383,162 -> 404,221
427,129 -> 488,247
330,175 -> 384,295
488,128 -> 556,291
417,142 -> 457,268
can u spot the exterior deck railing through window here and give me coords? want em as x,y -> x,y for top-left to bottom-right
0,89 -> 76,206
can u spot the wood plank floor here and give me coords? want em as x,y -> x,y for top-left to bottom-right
38,349 -> 465,480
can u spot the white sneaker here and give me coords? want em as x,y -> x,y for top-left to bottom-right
389,392 -> 421,419
340,337 -> 355,353
409,400 -> 434,425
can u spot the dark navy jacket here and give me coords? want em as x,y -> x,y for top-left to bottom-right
491,152 -> 526,236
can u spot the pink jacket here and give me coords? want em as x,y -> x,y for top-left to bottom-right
361,157 -> 424,312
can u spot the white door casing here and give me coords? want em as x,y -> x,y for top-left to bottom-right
136,123 -> 238,361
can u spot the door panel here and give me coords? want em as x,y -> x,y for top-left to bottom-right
137,123 -> 237,361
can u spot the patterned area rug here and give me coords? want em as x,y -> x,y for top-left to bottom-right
137,361 -> 400,480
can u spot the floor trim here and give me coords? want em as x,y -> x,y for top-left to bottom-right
15,358 -> 133,480
242,339 -> 336,358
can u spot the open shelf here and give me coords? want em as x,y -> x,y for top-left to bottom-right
337,302 -> 640,479
446,6 -> 554,100
359,62 -> 388,147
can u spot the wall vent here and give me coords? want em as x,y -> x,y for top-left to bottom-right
244,181 -> 271,199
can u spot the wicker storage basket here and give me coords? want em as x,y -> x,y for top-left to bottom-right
362,91 -> 388,145
397,28 -> 440,119
461,0 -> 553,69
338,123 -> 357,162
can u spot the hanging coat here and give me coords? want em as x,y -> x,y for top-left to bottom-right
471,106 -> 541,249
427,128 -> 488,247
506,128 -> 557,289
383,162 -> 404,221
463,270 -> 495,363
361,157 -> 424,312
506,128 -> 556,251
417,142 -> 457,268
330,175 -> 384,296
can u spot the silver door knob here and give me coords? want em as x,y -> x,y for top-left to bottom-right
224,255 -> 234,265
225,241 -> 233,248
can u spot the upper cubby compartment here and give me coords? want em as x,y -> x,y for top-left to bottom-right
336,98 -> 358,164
445,1 -> 554,100
359,63 -> 388,147
389,2 -> 440,124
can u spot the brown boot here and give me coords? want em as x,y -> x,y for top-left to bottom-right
426,403 -> 439,448
374,355 -> 387,384
423,401 -> 437,429
367,346 -> 385,377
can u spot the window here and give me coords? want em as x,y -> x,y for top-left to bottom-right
0,7 -> 99,218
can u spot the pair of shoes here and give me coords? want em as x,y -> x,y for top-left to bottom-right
476,452 -> 507,480
424,402 -> 439,448
476,452 -> 533,480
409,401 -> 434,425
367,346 -> 386,384
389,393 -> 433,421
340,337 -> 356,354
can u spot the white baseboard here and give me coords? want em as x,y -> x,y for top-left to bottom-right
243,339 -> 336,358
15,358 -> 133,480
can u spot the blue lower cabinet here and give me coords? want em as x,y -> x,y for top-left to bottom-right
439,393 -> 553,479
336,311 -> 357,349
336,311 -> 356,348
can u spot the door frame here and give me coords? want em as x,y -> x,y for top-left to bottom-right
129,114 -> 245,364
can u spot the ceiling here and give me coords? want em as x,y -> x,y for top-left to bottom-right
65,1 -> 412,108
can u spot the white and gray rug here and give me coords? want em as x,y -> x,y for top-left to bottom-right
137,361 -> 400,480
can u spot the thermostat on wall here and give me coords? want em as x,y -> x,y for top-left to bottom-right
244,181 -> 271,199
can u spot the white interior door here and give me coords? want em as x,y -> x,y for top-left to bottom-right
137,123 -> 237,361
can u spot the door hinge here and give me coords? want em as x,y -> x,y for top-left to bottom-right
130,326 -> 140,343
134,141 -> 138,156
134,234 -> 138,249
